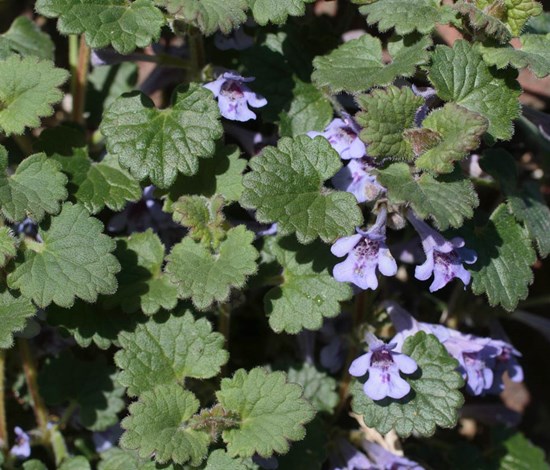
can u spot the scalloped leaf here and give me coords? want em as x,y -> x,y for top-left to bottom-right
0,55 -> 67,135
412,103 -> 488,173
359,0 -> 456,34
217,368 -> 315,458
249,0 -> 315,25
479,34 -> 550,78
98,448 -> 157,470
36,0 -> 165,54
0,148 -> 68,222
165,226 -> 258,310
101,84 -> 223,189
0,290 -> 35,349
356,86 -> 424,160
454,1 -> 512,43
0,16 -> 54,60
38,352 -> 125,431
312,34 -> 432,94
477,0 -> 543,36
7,203 -> 120,308
285,363 -> 339,413
241,136 -> 362,244
0,227 -> 17,268
159,0 -> 248,35
377,163 -> 479,230
120,384 -> 210,465
265,236 -> 352,334
103,230 -> 178,315
428,40 -> 521,141
462,204 -> 536,311
351,332 -> 464,437
115,311 -> 228,397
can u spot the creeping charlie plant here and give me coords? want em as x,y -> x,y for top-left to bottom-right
0,0 -> 549,468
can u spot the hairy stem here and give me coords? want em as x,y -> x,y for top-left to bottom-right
70,35 -> 90,124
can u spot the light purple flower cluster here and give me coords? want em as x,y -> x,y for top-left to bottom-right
349,332 -> 417,401
10,426 -> 31,459
204,72 -> 267,122
407,210 -> 477,292
308,115 -> 366,160
331,210 -> 397,291
386,303 -> 523,396
332,159 -> 385,203
411,84 -> 437,127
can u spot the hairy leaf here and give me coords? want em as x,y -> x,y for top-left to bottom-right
165,226 -> 258,310
0,290 -> 35,349
377,163 -> 479,229
98,449 -> 157,470
286,363 -> 339,413
0,55 -> 67,135
463,204 -> 536,310
477,0 -> 543,36
36,0 -> 165,54
0,16 -> 54,60
120,384 -> 210,465
265,236 -> 352,334
7,203 -> 120,308
312,34 -> 431,93
491,428 -> 549,470
352,332 -> 464,437
241,136 -> 362,244
454,1 -> 512,43
217,368 -> 315,457
0,227 -> 17,268
115,311 -> 228,396
249,0 -> 315,25
101,84 -> 223,188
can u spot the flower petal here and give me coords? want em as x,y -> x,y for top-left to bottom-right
331,234 -> 362,257
393,353 -> 418,374
349,352 -> 372,377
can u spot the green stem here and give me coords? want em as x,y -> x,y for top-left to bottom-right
70,35 -> 90,124
57,401 -> 78,430
0,349 -> 7,457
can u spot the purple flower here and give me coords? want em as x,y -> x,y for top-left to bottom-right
349,333 -> 417,401
203,72 -> 267,122
10,427 -> 31,459
386,303 -> 523,396
308,116 -> 366,160
412,84 -> 437,127
329,438 -> 374,470
362,441 -> 424,469
332,159 -> 385,203
331,209 -> 397,290
406,210 -> 477,292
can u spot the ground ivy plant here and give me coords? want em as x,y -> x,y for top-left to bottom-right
0,0 -> 549,468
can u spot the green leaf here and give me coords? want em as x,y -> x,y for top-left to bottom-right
265,236 -> 352,334
165,226 -> 258,310
276,417 -> 327,470
412,103 -> 488,173
377,163 -> 479,229
204,449 -> 256,470
479,34 -> 550,78
101,84 -> 223,189
312,34 -> 432,93
477,0 -> 543,36
120,384 -> 210,465
103,230 -> 178,315
509,182 -> 550,258
453,1 -> 512,43
356,86 -> 424,160
525,11 -> 550,33
352,331 -> 464,437
279,80 -> 333,137
0,55 -> 68,135
39,352 -> 125,431
22,461 -> 48,470
166,144 -> 246,203
491,428 -> 549,470
217,368 -> 315,458
463,204 -> 536,310
36,0 -> 165,54
0,290 -> 35,349
249,0 -> 315,25
58,457 -> 92,470
98,449 -> 157,470
0,149 -> 68,222
115,311 -> 228,397
7,203 -> 120,308
285,363 -> 338,413
0,16 -> 54,60
359,0 -> 456,34
428,40 -> 521,141
241,136 -> 362,244
171,195 -> 227,249
47,300 -> 142,350
160,0 -> 248,35
0,227 -> 17,268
